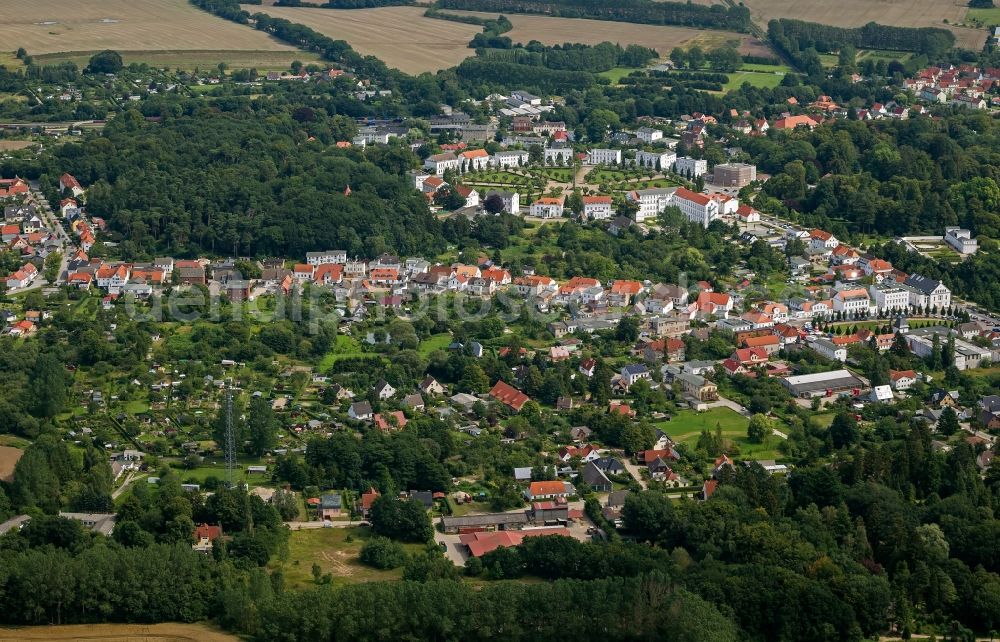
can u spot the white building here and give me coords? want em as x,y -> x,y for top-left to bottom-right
485,190 -> 520,215
511,90 -> 541,106
423,152 -> 461,176
491,150 -> 529,169
674,156 -> 707,178
582,196 -> 613,220
627,187 -> 677,223
544,144 -> 573,165
459,149 -> 491,171
869,283 -> 910,312
636,127 -> 663,143
809,229 -> 839,250
633,150 -> 676,171
672,187 -> 720,227
306,250 -> 347,266
588,148 -> 622,165
944,227 -> 977,255
809,338 -> 847,362
530,196 -> 565,218
832,288 -> 871,314
903,274 -> 951,310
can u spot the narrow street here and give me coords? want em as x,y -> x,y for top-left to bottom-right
28,181 -> 73,285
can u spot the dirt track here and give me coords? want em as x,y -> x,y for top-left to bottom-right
0,623 -> 239,642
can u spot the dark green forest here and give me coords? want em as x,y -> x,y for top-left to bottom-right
17,109 -> 445,259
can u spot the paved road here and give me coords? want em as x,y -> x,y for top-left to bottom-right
28,182 -> 72,284
285,520 -> 368,530
707,396 -> 750,417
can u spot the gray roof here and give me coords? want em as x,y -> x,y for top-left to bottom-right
320,493 -> 342,509
582,461 -> 612,487
903,274 -> 944,295
441,512 -> 529,529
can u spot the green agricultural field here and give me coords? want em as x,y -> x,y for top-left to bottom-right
658,407 -> 784,461
966,6 -> 1000,24
274,526 -> 425,588
723,70 -> 785,91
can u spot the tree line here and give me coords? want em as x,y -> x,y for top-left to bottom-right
438,0 -> 752,32
769,19 -> 955,73
477,41 -> 658,73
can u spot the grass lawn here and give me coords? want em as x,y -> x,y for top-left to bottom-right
449,500 -> 493,517
739,62 -> 793,73
598,67 -> 642,83
317,334 -> 365,370
723,70 -> 784,91
818,53 -> 840,68
966,6 -> 1000,24
659,407 -> 784,461
123,400 -> 150,414
0,435 -> 31,448
533,168 -> 574,182
465,170 -> 530,185
857,49 -> 911,63
275,526 -> 425,589
418,333 -> 453,356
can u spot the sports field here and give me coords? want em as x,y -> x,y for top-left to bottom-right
741,0 -> 986,50
443,10 -> 773,58
0,0 -> 303,69
244,6 -> 482,73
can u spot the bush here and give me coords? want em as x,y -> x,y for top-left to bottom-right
358,536 -> 406,569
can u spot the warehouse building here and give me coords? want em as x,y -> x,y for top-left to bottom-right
781,369 -> 867,398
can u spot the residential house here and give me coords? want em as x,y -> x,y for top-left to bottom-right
620,364 -> 651,388
319,493 -> 342,519
373,380 -> 396,400
419,376 -> 446,396
490,380 -> 530,412
349,401 -> 374,421
890,369 -> 917,391
530,196 -> 565,219
581,461 -> 612,492
676,373 -> 718,402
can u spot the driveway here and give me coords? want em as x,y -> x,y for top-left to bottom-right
434,530 -> 469,566
620,457 -> 648,490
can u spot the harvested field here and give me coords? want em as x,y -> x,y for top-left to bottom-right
0,446 -> 23,483
741,0 -> 987,50
32,49 -> 320,71
243,6 -> 482,73
0,623 -> 239,641
0,141 -> 36,151
0,0 -> 299,62
444,10 -> 771,57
